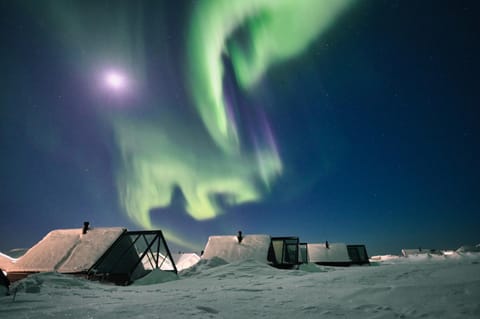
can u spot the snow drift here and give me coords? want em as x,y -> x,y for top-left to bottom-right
1,251 -> 479,318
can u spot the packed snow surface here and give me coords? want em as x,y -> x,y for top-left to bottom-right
1,252 -> 480,318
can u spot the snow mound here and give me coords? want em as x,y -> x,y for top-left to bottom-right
298,263 -> 336,273
10,272 -> 92,295
1,252 -> 480,318
457,245 -> 480,253
370,255 -> 402,265
369,252 -> 480,265
179,257 -> 229,278
132,269 -> 178,285
173,253 -> 201,271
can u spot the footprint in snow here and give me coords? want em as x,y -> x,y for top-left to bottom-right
196,305 -> 219,314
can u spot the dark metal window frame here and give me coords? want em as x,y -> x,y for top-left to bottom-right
299,242 -> 308,264
346,244 -> 370,265
268,236 -> 300,268
88,230 -> 177,285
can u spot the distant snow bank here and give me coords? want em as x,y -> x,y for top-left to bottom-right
370,250 -> 480,264
457,245 -> 480,253
369,254 -> 402,262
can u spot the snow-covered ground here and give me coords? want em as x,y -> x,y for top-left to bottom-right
1,252 -> 479,318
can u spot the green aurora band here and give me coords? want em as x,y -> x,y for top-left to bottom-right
113,114 -> 278,244
188,0 -> 352,154
30,0 -> 352,249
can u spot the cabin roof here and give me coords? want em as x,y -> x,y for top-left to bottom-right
6,227 -> 125,273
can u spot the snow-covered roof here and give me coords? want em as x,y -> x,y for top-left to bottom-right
307,243 -> 350,263
0,252 -> 17,271
202,235 -> 271,263
6,227 -> 125,273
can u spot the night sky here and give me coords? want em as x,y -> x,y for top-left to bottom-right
1,0 -> 479,255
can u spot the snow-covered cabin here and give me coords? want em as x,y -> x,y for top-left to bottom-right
201,234 -> 303,268
308,243 -> 370,266
401,248 -> 442,257
1,225 -> 177,285
201,233 -> 370,268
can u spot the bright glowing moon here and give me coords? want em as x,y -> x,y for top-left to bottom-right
104,71 -> 126,90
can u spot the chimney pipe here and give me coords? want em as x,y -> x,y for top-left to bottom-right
237,230 -> 243,243
82,221 -> 90,234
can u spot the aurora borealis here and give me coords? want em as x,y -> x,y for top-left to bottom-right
188,0 -> 352,153
114,0 -> 353,247
1,1 -> 479,254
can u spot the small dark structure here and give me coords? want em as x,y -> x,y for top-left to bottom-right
82,221 -> 90,234
237,230 -> 243,243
